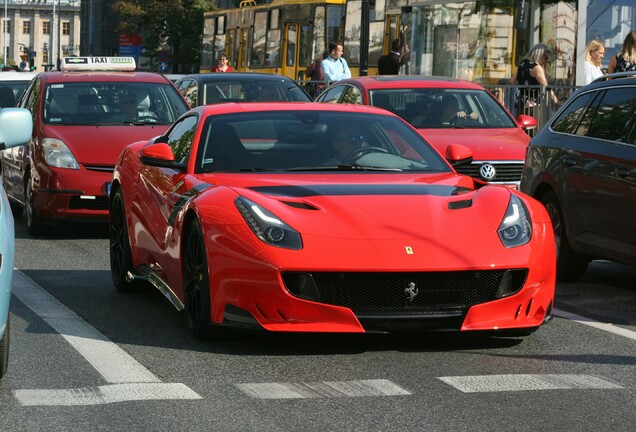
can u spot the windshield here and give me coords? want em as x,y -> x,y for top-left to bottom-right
43,81 -> 189,125
0,80 -> 31,107
370,89 -> 517,129
195,111 -> 451,173
202,80 -> 311,104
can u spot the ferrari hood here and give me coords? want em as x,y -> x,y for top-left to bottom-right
43,124 -> 169,165
419,128 -> 529,161
217,175 -> 511,242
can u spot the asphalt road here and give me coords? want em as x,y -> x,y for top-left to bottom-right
1,219 -> 635,432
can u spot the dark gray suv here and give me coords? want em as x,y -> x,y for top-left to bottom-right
520,71 -> 636,282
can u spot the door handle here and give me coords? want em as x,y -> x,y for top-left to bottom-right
563,157 -> 577,166
616,168 -> 631,177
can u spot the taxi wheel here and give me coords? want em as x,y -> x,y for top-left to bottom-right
183,220 -> 216,340
109,189 -> 139,292
25,172 -> 50,236
541,191 -> 588,282
0,314 -> 10,379
9,201 -> 24,218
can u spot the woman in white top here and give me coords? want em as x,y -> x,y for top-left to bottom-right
583,40 -> 605,85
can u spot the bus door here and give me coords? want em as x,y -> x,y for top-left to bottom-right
227,27 -> 251,72
238,27 -> 252,70
283,23 -> 312,80
227,28 -> 239,70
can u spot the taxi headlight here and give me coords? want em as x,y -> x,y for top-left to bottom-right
498,194 -> 532,248
42,138 -> 80,169
235,196 -> 302,250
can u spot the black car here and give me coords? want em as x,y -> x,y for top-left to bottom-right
520,71 -> 636,282
174,72 -> 311,107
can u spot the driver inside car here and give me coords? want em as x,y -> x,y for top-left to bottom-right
323,124 -> 372,165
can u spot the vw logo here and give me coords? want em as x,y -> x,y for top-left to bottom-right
479,163 -> 497,180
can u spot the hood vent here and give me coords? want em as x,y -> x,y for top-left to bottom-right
281,200 -> 319,210
448,199 -> 472,210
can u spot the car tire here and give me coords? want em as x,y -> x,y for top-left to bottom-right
9,201 -> 24,218
25,172 -> 50,236
109,188 -> 140,292
541,191 -> 588,282
183,220 -> 225,340
0,314 -> 10,379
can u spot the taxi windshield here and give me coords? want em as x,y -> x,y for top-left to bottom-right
43,82 -> 188,126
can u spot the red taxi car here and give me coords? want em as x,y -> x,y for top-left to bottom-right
316,76 -> 538,188
0,57 -> 189,235
110,102 -> 555,338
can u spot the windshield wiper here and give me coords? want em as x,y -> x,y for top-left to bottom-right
287,165 -> 403,172
235,167 -> 279,172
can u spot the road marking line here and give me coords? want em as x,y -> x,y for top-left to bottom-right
14,383 -> 201,406
553,308 -> 636,341
11,270 -> 202,405
439,374 -> 623,393
236,379 -> 411,399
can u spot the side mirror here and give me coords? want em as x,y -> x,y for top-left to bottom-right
445,144 -> 473,167
140,143 -> 186,170
517,114 -> 538,130
0,108 -> 33,150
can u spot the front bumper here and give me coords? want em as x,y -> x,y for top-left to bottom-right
32,164 -> 112,221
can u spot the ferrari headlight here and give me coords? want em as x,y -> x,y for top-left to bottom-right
235,196 -> 303,250
498,194 -> 532,248
42,138 -> 80,169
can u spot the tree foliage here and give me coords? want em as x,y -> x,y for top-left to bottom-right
111,0 -> 216,72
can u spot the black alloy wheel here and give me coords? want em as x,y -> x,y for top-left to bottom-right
25,172 -> 49,236
109,189 -> 138,292
183,220 -> 216,339
541,191 -> 588,282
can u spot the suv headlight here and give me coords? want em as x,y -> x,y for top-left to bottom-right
235,196 -> 302,250
498,194 -> 532,248
42,138 -> 80,169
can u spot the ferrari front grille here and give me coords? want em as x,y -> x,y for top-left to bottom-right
456,162 -> 524,183
282,270 -> 528,316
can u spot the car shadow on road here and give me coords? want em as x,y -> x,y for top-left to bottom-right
13,269 -> 528,357
12,216 -> 109,240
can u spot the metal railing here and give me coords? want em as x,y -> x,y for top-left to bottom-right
297,79 -> 581,135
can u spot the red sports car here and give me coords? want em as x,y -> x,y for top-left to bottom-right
110,102 -> 555,338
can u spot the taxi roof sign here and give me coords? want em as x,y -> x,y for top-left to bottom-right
61,56 -> 136,72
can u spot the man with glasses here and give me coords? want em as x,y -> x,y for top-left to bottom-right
323,123 -> 370,165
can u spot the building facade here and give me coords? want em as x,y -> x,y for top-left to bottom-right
1,0 -> 80,70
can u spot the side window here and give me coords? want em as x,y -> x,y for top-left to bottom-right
551,91 -> 595,135
626,112 -> 636,144
22,78 -> 39,116
175,79 -> 192,94
342,86 -> 362,104
184,81 -> 198,107
167,115 -> 198,163
584,88 -> 636,142
318,85 -> 346,103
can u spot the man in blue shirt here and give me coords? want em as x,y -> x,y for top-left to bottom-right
321,41 -> 352,83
